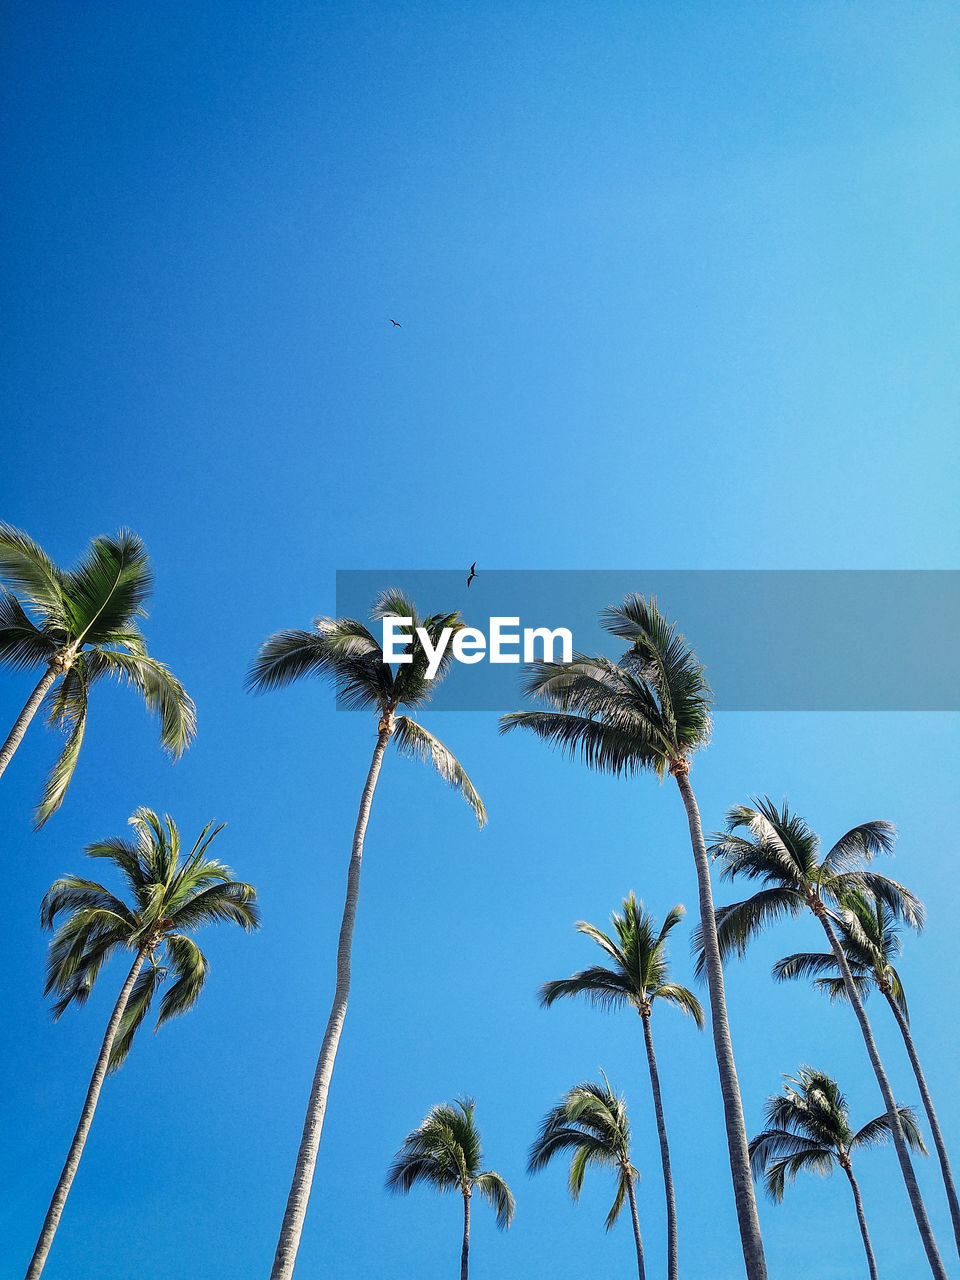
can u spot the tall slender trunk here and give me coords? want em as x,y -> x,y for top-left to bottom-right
625,1172 -> 646,1280
884,991 -> 960,1258
672,764 -> 768,1280
269,724 -> 392,1280
460,1189 -> 470,1280
640,1011 -> 678,1280
0,665 -> 59,781
819,913 -> 947,1279
25,946 -> 148,1280
842,1160 -> 879,1280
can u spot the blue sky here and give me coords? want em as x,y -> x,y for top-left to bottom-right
2,3 -> 959,1277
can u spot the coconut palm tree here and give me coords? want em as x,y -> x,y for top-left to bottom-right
773,889 -> 960,1257
26,807 -> 259,1279
501,594 -> 768,1280
706,798 -> 946,1278
248,590 -> 486,1280
0,524 -> 195,824
529,1075 -> 646,1279
386,1096 -> 514,1280
540,894 -> 702,1280
749,1067 -> 926,1280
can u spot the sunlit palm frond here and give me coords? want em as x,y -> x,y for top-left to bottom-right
84,649 -> 196,756
0,524 -> 68,622
64,531 -> 153,644
473,1170 -> 515,1229
392,716 -> 486,826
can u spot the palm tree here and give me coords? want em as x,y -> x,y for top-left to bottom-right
773,888 -> 960,1258
528,1075 -> 646,1279
706,798 -> 946,1278
386,1096 -> 514,1280
540,894 -> 703,1280
0,524 -> 195,824
26,807 -> 259,1279
248,590 -> 486,1280
749,1067 -> 926,1280
501,594 -> 768,1280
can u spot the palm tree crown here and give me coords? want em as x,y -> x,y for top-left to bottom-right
386,1097 -> 515,1226
0,525 -> 195,823
42,806 -> 260,1066
500,594 -> 712,777
750,1067 -> 925,1202
773,889 -> 910,1015
528,1075 -> 638,1230
703,797 -> 923,968
248,587 -> 485,822
541,893 -> 703,1024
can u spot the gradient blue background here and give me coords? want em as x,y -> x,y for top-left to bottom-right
2,3 -> 959,1277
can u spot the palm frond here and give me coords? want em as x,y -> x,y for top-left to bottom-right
539,967 -> 636,1011
35,670 -> 89,827
653,982 -> 705,1027
850,1106 -> 927,1155
64,530 -> 153,644
605,1171 -> 629,1231
0,524 -> 68,622
392,716 -> 486,826
693,889 -> 804,977
84,649 -> 196,756
772,950 -> 846,984
155,933 -> 209,1028
0,587 -> 59,668
820,821 -> 898,874
472,1170 -> 515,1229
108,960 -> 163,1071
166,879 -> 260,933
500,710 -> 667,777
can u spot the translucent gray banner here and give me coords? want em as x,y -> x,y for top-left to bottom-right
335,571 -> 960,711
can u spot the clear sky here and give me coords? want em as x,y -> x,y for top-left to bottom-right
2,3 -> 959,1278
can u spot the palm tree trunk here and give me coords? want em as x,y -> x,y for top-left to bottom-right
842,1161 -> 879,1280
672,764 -> 768,1280
460,1190 -> 470,1280
884,990 -> 960,1257
0,665 -> 59,781
625,1172 -> 646,1280
819,913 -> 947,1279
640,1011 -> 678,1280
269,725 -> 392,1280
25,947 -> 148,1280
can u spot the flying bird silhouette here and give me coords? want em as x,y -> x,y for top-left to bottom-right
389,319 -> 402,327
466,562 -> 477,588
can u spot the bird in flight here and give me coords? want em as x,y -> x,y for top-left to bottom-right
466,562 -> 477,588
389,319 -> 402,327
